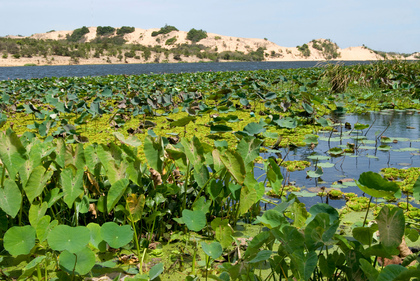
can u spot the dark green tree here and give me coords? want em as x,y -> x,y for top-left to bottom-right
186,28 -> 208,43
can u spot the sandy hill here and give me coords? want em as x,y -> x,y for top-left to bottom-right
29,27 -> 388,61
1,27 -> 417,66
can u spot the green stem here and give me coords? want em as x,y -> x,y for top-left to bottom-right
362,196 -> 373,227
0,165 -> 5,188
37,264 -> 42,281
182,161 -> 191,211
191,168 -> 223,207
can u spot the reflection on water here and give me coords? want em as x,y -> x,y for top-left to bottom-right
262,110 -> 420,209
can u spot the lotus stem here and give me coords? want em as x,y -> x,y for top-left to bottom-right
362,196 -> 373,227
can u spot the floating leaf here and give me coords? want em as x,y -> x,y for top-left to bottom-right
210,124 -> 233,134
306,167 -> 323,178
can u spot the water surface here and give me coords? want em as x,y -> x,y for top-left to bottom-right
0,61 -> 373,81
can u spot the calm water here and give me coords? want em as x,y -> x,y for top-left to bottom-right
261,110 -> 420,209
0,61 -> 373,81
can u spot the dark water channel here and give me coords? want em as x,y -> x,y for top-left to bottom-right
261,110 -> 420,210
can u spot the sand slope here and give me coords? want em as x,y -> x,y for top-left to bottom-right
1,27 -> 417,67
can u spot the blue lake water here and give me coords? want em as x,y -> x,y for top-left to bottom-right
261,110 -> 420,209
0,60 -> 373,81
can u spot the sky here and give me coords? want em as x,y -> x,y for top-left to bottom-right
1,0 -> 419,54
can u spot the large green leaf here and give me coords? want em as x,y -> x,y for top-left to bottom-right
239,185 -> 258,215
376,206 -> 405,252
126,193 -> 146,222
107,178 -> 129,213
24,166 -> 53,203
217,150 -> 246,185
353,225 -> 378,246
249,250 -> 272,263
28,201 -> 48,229
59,248 -> 96,276
84,144 -> 101,173
307,203 -> 339,225
413,174 -> 420,201
181,209 -> 206,232
61,167 -> 84,208
64,143 -> 85,170
170,116 -> 196,127
376,265 -> 407,281
290,250 -> 318,281
359,258 -> 379,281
266,157 -> 283,193
0,130 -> 26,179
256,209 -> 287,229
194,164 -> 209,188
86,223 -> 106,252
356,171 -> 399,198
0,178 -> 22,218
210,218 -> 234,248
113,132 -> 142,147
149,262 -> 164,280
180,137 -> 205,169
144,136 -> 164,173
101,222 -> 134,248
4,225 -> 36,256
201,241 -> 223,260
47,225 -> 90,253
243,122 -> 266,136
236,136 -> 262,171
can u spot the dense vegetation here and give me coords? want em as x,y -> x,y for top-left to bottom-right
186,28 -> 208,43
151,25 -> 179,37
96,26 -> 116,36
0,34 -> 266,63
311,39 -> 341,59
0,61 -> 419,280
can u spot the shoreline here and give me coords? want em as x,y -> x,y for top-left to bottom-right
0,57 -> 410,68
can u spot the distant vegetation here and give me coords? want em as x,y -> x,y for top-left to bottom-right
187,28 -> 208,43
96,26 -> 115,36
66,26 -> 89,42
0,25 -> 268,64
311,39 -> 340,59
116,26 -> 135,36
151,25 -> 178,37
297,43 -> 310,57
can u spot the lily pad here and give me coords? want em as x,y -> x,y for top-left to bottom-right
307,167 -> 323,178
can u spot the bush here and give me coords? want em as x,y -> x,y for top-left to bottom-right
151,25 -> 178,37
116,26 -> 135,35
187,28 -> 208,43
165,37 -> 177,45
297,44 -> 311,57
97,26 -> 115,36
66,26 -> 90,42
